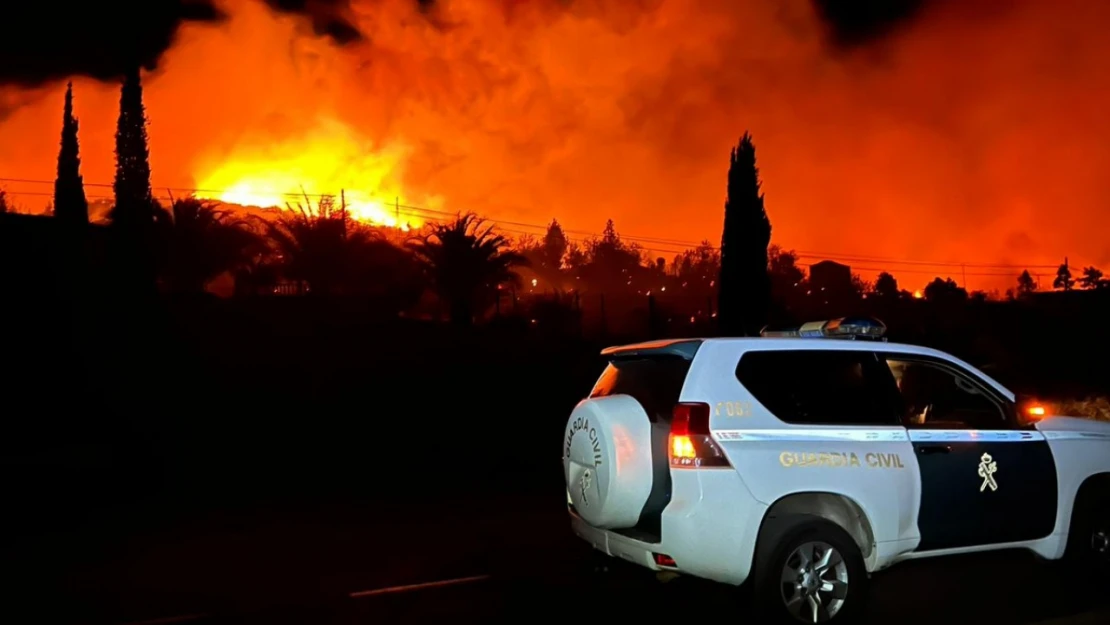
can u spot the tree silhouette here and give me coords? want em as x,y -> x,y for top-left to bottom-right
850,274 -> 872,298
1079,266 -> 1105,289
262,195 -> 423,305
409,213 -> 527,326
53,82 -> 88,224
160,198 -> 266,294
768,245 -> 804,289
515,219 -> 570,292
579,219 -> 646,293
1017,270 -> 1037,295
1053,257 -> 1074,291
873,272 -> 899,299
766,245 -> 805,314
923,277 -> 968,303
265,194 -> 368,296
564,242 -> 586,272
671,240 -> 721,302
0,189 -> 10,214
540,219 -> 568,271
109,67 -> 154,227
718,133 -> 771,336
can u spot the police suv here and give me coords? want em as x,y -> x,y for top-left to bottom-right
562,317 -> 1110,624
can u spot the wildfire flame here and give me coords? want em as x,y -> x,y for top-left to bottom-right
0,0 -> 1107,288
192,118 -> 422,230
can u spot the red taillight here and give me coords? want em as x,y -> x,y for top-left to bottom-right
653,553 -> 677,567
669,402 -> 730,468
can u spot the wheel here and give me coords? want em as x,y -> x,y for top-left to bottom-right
577,546 -> 632,579
752,517 -> 868,624
1065,493 -> 1110,577
586,548 -> 615,574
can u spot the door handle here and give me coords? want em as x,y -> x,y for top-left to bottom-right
918,444 -> 951,455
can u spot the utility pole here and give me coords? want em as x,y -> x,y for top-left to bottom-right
395,197 -> 400,225
340,189 -> 348,238
962,264 -> 967,290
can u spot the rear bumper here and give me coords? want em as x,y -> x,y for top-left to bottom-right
568,468 -> 767,586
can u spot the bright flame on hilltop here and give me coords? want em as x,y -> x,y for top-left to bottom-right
205,177 -> 414,229
192,119 -> 424,230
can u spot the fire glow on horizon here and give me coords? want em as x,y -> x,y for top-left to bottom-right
191,118 -> 424,229
1,0 -> 1109,287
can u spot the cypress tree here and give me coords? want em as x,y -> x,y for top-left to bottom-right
110,67 -> 154,228
53,82 -> 89,224
717,132 -> 772,336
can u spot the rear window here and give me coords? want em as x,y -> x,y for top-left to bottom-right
735,350 -> 900,426
590,356 -> 692,423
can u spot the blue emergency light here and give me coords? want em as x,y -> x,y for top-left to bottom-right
759,316 -> 887,341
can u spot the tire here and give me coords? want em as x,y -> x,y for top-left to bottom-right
752,517 -> 868,624
584,547 -> 616,575
1064,492 -> 1110,579
575,545 -> 627,578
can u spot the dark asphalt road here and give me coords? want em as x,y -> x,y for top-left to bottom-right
4,494 -> 1108,625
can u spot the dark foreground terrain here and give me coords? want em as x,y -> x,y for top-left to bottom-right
3,491 -> 1109,625
4,285 -> 1110,624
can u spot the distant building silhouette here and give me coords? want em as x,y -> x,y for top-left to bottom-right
806,260 -> 855,311
809,260 -> 852,292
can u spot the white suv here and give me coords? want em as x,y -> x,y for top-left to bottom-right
562,317 -> 1110,624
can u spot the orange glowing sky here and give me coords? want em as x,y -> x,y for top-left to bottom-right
1,0 -> 1109,291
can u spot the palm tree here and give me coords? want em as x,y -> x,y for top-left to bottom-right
264,194 -> 422,303
263,194 -> 349,295
160,197 -> 266,294
408,213 -> 528,325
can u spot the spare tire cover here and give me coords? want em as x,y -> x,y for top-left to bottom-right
563,395 -> 654,530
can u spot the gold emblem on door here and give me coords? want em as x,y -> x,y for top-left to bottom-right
978,453 -> 998,492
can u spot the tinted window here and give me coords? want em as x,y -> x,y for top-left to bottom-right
883,357 -> 1008,430
590,356 -> 691,423
735,350 -> 899,426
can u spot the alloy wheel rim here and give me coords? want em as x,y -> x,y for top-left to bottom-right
1092,527 -> 1110,561
780,541 -> 850,623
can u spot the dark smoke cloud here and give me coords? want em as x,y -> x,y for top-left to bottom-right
0,0 -> 368,87
264,0 -> 362,44
0,1 -> 224,86
417,0 -> 937,47
0,0 -> 972,88
810,0 -> 928,46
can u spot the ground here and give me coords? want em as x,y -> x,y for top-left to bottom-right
4,491 -> 1108,625
3,295 -> 1109,624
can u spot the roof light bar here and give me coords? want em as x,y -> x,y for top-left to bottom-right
759,316 -> 887,341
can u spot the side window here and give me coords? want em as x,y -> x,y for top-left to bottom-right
735,350 -> 900,426
883,357 -> 1009,430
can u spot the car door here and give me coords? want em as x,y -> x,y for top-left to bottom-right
730,348 -> 921,550
876,353 -> 1057,552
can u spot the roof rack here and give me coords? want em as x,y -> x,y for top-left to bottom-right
759,316 -> 888,341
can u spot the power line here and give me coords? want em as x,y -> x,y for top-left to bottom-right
389,198 -> 1061,270
0,175 -> 1070,273
793,253 -> 1056,270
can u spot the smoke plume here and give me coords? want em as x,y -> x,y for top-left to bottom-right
1,0 -> 1108,291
